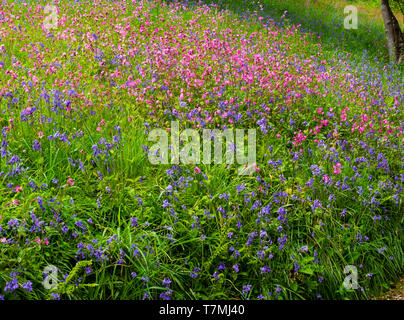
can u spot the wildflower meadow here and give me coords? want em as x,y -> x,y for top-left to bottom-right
0,0 -> 402,301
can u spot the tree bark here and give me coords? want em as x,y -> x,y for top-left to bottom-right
381,0 -> 404,64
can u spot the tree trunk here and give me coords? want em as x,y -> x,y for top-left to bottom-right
381,0 -> 404,64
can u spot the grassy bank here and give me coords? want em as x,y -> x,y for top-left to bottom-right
0,0 -> 402,300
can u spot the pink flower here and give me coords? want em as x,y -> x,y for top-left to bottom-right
253,163 -> 260,172
293,131 -> 307,146
14,185 -> 22,192
34,238 -> 41,244
96,126 -> 102,131
0,238 -> 6,243
333,163 -> 342,175
67,177 -> 74,187
32,75 -> 39,85
43,238 -> 49,246
38,131 -> 44,138
194,166 -> 201,174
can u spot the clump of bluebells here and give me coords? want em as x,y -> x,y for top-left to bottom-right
0,0 -> 402,300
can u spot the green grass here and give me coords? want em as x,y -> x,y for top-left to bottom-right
0,0 -> 402,300
198,0 -> 403,66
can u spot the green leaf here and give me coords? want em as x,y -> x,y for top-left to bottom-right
300,267 -> 314,275
301,256 -> 315,264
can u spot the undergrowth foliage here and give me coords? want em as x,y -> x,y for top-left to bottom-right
0,0 -> 402,300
